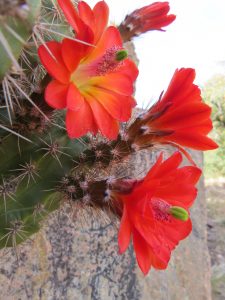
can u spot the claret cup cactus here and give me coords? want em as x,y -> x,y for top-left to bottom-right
0,0 -> 217,275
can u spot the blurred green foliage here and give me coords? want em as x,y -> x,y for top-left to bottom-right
202,74 -> 225,178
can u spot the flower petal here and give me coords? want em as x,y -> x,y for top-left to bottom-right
45,80 -> 68,109
78,1 -> 95,29
58,0 -> 82,33
144,15 -> 176,31
89,73 -> 135,96
168,131 -> 218,150
162,218 -> 192,246
67,83 -> 84,111
151,253 -> 169,270
119,59 -> 139,81
153,151 -> 182,178
131,178 -> 159,201
134,217 -> 161,251
66,102 -> 97,138
182,120 -> 213,135
85,93 -> 119,139
61,38 -> 89,72
93,1 -> 109,43
137,2 -> 170,17
155,184 -> 198,207
133,229 -> 152,275
118,206 -> 132,253
58,0 -> 94,43
144,152 -> 163,180
176,166 -> 202,185
162,68 -> 198,104
38,41 -> 70,84
87,86 -> 135,121
151,102 -> 212,129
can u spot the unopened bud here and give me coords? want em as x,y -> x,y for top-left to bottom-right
169,206 -> 189,221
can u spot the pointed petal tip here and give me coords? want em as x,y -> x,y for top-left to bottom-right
142,269 -> 150,276
172,150 -> 183,160
208,140 -> 219,150
118,246 -> 126,255
138,262 -> 151,276
193,168 -> 202,184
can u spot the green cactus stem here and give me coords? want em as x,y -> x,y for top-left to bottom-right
0,0 -> 41,80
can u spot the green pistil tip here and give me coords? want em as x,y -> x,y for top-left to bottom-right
169,206 -> 189,221
116,50 -> 128,61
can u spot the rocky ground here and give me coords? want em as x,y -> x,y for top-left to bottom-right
206,177 -> 225,300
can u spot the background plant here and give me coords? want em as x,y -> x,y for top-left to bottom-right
202,74 -> 225,178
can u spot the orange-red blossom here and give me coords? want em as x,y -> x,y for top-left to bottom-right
38,0 -> 138,139
128,68 -> 218,159
114,152 -> 201,275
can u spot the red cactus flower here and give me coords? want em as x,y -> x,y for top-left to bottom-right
38,0 -> 138,139
115,152 -> 201,275
128,68 -> 218,158
119,2 -> 176,41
